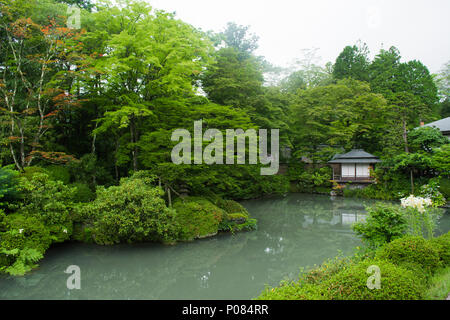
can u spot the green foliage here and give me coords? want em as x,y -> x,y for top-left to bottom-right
0,213 -> 52,275
216,199 -> 249,215
257,256 -> 426,300
257,281 -> 325,300
289,79 -> 389,161
333,42 -> 370,82
70,182 -> 95,203
20,166 -> 48,181
75,172 -> 178,245
423,266 -> 450,300
0,248 -> 44,276
352,204 -> 408,248
439,177 -> 450,199
152,163 -> 289,200
45,165 -> 71,185
322,259 -> 426,300
0,166 -> 19,207
288,165 -> 332,193
408,127 -> 448,153
17,172 -> 75,242
430,232 -> 450,265
419,179 -> 446,207
376,236 -> 442,277
401,206 -> 442,239
173,197 -> 225,241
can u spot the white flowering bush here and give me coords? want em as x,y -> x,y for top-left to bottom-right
400,195 -> 442,239
400,195 -> 432,213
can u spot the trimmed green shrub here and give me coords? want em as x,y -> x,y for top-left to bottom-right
257,281 -> 325,300
352,204 -> 408,248
376,236 -> 442,277
430,232 -> 450,266
76,172 -> 178,245
219,199 -> 249,215
173,197 -> 225,241
257,258 -> 426,300
322,259 -> 426,300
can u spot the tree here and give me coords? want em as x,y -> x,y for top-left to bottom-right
221,22 -> 259,56
88,1 -> 214,172
333,42 -> 370,82
55,0 -> 94,11
369,47 -> 439,154
0,0 -> 87,170
289,79 -> 388,162
408,126 -> 448,153
436,61 -> 450,118
201,24 -> 289,137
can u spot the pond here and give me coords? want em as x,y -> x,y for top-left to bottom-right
0,194 -> 449,300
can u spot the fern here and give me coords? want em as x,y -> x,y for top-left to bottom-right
2,248 -> 43,276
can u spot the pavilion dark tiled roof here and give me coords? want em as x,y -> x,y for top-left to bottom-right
328,149 -> 381,164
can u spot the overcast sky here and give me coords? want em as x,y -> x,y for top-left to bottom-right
148,0 -> 450,73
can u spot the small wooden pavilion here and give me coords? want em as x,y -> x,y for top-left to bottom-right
328,149 -> 381,183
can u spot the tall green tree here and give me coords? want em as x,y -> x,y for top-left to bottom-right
333,42 -> 370,82
87,1 -> 214,172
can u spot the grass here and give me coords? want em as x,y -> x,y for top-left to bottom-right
424,266 -> 450,300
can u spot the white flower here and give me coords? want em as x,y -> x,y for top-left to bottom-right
63,229 -> 67,233
400,195 -> 433,213
18,229 -> 24,234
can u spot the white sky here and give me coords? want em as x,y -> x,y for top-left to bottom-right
148,0 -> 450,73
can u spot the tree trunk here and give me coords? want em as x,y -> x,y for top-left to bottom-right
403,119 -> 409,153
130,116 -> 138,171
167,186 -> 172,208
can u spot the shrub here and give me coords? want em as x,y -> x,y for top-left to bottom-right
76,173 -> 178,245
0,166 -> 19,208
300,255 -> 358,285
45,165 -> 71,185
352,204 -> 408,248
0,213 -> 52,276
256,281 -> 325,300
440,177 -> 450,199
17,173 -> 75,243
376,236 -> 442,277
419,179 -> 446,207
218,199 -> 249,215
256,257 -> 426,300
289,165 -> 332,194
430,232 -> 450,265
20,166 -> 48,181
322,259 -> 426,300
173,197 -> 225,241
70,182 -> 94,203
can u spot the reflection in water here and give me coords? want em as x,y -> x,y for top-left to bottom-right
0,194 -> 448,300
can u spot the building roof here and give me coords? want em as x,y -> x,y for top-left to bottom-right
421,117 -> 450,133
328,149 -> 381,164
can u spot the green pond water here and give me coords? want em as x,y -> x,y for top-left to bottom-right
0,193 -> 449,300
